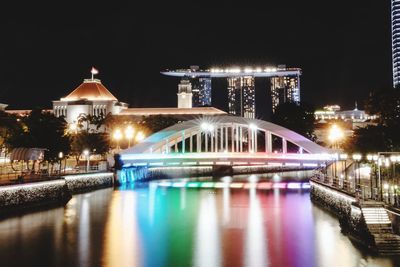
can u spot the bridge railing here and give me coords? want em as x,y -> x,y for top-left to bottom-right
311,169 -> 376,203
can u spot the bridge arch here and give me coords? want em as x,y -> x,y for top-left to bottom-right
121,116 -> 328,155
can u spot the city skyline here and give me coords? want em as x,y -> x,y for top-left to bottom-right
0,1 -> 393,112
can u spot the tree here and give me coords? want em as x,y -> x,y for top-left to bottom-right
70,131 -> 109,165
345,125 -> 390,153
0,111 -> 23,153
347,88 -> 400,152
8,109 -> 71,163
365,88 -> 400,127
271,102 -> 316,140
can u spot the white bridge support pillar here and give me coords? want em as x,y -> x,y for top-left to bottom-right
225,126 -> 228,151
197,133 -> 201,153
220,126 -> 224,151
211,131 -> 214,152
214,127 -> 218,152
205,133 -> 208,152
282,138 -> 287,154
240,127 -> 243,152
265,131 -> 272,153
254,129 -> 257,153
231,126 -> 235,152
248,127 -> 251,152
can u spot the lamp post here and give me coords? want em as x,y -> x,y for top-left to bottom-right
125,125 -> 135,148
352,153 -> 362,193
58,151 -> 63,174
340,153 -> 348,190
83,149 -> 89,172
328,124 -> 344,149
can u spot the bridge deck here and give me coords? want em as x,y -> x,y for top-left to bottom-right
121,152 -> 334,167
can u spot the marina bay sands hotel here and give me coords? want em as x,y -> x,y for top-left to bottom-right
161,65 -> 301,119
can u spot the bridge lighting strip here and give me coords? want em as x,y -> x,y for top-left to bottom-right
149,162 -> 164,166
215,161 -> 232,165
121,152 -> 336,161
285,163 -> 301,167
303,163 -> 318,167
152,180 -> 310,191
182,162 -> 197,165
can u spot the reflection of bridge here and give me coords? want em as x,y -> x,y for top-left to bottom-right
120,116 -> 334,168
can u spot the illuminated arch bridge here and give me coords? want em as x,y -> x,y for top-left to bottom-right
120,116 -> 334,168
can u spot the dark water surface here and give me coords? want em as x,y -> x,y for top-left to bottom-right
1,172 -> 399,267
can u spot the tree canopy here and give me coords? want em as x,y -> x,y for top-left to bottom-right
347,88 -> 400,152
7,109 -> 71,162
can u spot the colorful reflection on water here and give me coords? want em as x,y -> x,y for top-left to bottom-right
0,172 -> 399,267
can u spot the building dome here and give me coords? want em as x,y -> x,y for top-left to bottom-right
61,79 -> 118,101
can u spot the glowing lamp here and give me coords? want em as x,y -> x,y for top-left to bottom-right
135,131 -> 145,142
113,129 -> 123,141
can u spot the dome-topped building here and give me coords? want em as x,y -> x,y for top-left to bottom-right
53,74 -> 128,126
61,79 -> 118,101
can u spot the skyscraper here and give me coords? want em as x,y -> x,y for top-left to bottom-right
162,65 -> 301,117
190,77 -> 212,107
227,76 -> 255,118
392,0 -> 400,87
270,75 -> 300,113
198,77 -> 212,106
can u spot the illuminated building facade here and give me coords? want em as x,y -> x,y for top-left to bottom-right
177,79 -> 193,108
190,77 -> 212,107
198,77 -> 212,106
227,76 -> 255,118
393,0 -> 400,87
271,74 -> 301,113
52,78 -> 128,126
162,65 -> 301,116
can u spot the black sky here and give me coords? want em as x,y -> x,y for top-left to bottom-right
0,1 -> 393,113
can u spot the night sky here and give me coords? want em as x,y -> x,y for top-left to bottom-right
0,1 -> 393,115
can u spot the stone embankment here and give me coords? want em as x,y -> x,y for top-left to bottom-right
0,172 -> 114,214
310,179 -> 400,255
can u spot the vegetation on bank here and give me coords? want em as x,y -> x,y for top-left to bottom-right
0,110 -> 178,171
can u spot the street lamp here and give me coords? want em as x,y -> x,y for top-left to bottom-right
328,124 -> 344,149
125,125 -> 135,148
113,129 -> 123,150
339,153 -> 348,189
83,149 -> 89,172
58,151 -> 63,174
135,131 -> 145,142
352,153 -> 362,192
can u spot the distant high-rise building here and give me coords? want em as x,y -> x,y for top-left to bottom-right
162,65 -> 301,116
393,1 -> 400,87
271,74 -> 300,113
198,77 -> 212,106
227,76 -> 255,118
190,77 -> 212,107
177,79 -> 193,108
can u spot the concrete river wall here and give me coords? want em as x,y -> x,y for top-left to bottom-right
0,172 -> 114,214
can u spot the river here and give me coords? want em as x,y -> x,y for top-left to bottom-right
0,171 -> 399,267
